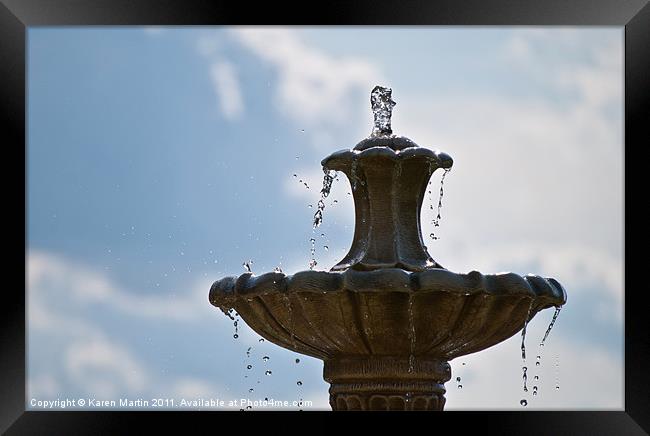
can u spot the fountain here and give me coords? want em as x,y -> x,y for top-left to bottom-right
209,86 -> 567,411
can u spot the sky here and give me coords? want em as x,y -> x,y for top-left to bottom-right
26,26 -> 623,410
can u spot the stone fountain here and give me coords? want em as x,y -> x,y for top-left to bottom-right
209,86 -> 567,411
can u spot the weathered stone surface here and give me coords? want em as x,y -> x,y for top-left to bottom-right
210,268 -> 566,361
321,139 -> 452,272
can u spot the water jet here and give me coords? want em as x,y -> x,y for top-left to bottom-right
209,86 -> 566,411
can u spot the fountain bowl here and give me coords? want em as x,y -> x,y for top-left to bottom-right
210,268 -> 566,410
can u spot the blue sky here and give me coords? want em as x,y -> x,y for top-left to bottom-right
27,26 -> 623,410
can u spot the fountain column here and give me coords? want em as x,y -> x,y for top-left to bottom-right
324,357 -> 451,411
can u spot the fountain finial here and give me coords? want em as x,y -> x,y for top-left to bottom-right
371,85 -> 396,137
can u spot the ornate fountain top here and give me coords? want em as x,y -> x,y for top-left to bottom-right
371,85 -> 396,137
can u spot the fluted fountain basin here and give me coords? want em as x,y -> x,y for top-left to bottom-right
209,268 -> 566,361
210,268 -> 565,410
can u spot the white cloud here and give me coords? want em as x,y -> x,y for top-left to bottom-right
194,34 -> 246,121
143,27 -> 166,36
65,338 -> 148,398
28,373 -> 60,398
209,61 -> 245,121
28,251 -> 215,323
27,250 -> 238,406
230,27 -> 384,148
196,35 -> 220,58
397,93 -> 622,262
171,377 -> 232,401
445,333 -> 623,410
506,34 -> 531,60
504,28 -> 623,110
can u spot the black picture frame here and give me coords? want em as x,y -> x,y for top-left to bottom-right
4,0 -> 648,433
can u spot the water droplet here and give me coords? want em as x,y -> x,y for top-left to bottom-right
536,362 -> 540,366
458,385 -> 463,389
520,399 -> 528,406
462,362 -> 466,366
534,375 -> 539,380
265,370 -> 272,376
295,358 -> 300,364
456,377 -> 461,382
297,381 -> 302,386
233,334 -> 239,339
324,245 -> 329,251
555,385 -> 560,390
249,388 -> 254,393
263,356 -> 269,362
308,204 -> 313,208
247,365 -> 252,370
259,338 -> 264,343
293,174 -> 297,178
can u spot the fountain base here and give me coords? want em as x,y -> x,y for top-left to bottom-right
324,356 -> 451,411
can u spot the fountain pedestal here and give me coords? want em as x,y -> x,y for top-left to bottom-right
325,356 -> 450,411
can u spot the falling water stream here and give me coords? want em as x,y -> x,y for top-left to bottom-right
407,294 -> 416,373
309,168 -> 337,269
518,303 -> 563,406
519,301 -> 533,404
540,307 -> 562,346
429,168 -> 451,241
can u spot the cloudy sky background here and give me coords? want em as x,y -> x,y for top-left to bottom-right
27,26 -> 623,410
